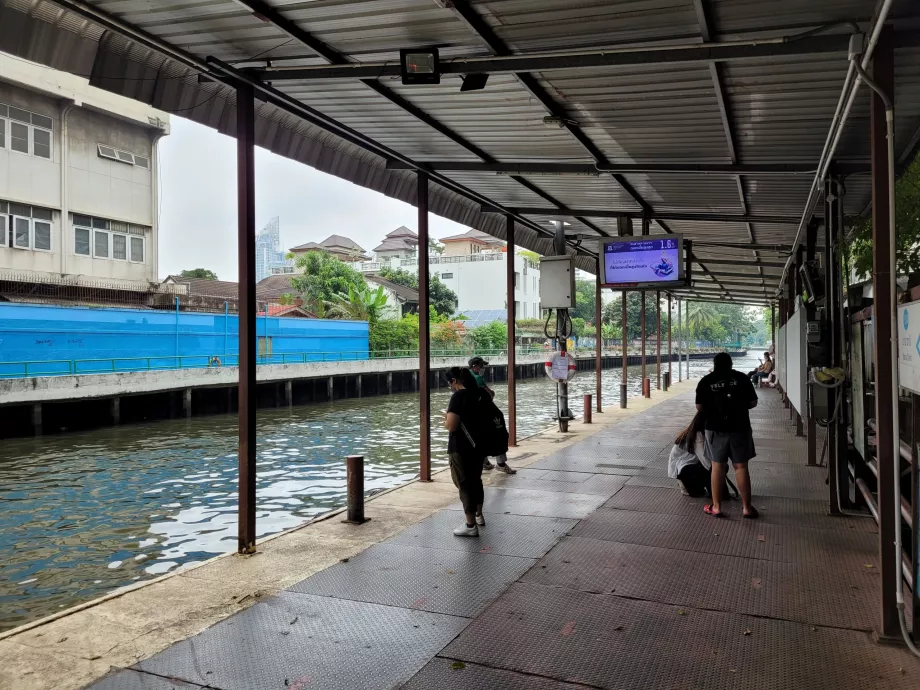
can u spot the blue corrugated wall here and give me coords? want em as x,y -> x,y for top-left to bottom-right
0,303 -> 369,378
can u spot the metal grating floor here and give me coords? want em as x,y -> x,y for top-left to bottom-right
86,389 -> 920,690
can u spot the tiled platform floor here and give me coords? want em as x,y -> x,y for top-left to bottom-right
88,390 -> 920,689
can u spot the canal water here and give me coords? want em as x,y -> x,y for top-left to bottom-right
0,354 -> 758,631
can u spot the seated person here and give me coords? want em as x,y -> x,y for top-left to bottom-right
668,412 -> 712,497
748,352 -> 773,384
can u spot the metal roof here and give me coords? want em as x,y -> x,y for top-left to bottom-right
3,0 -> 919,305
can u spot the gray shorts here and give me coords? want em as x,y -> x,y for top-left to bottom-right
705,430 -> 756,465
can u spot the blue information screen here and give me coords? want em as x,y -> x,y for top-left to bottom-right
604,238 -> 680,284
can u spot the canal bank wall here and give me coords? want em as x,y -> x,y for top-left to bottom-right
0,378 -> 702,690
0,350 -> 744,438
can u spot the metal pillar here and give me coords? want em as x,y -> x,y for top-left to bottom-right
344,455 -> 367,524
506,215 -> 517,446
553,221 -> 572,431
595,265 -> 603,412
236,82 -> 257,555
677,300 -> 682,382
641,290 -> 648,396
656,290 -> 662,390
869,28 -> 898,640
418,172 -> 432,480
825,175 -> 846,513
668,293 -> 672,382
911,396 -> 920,637
620,291 -> 628,407
805,221 -> 818,465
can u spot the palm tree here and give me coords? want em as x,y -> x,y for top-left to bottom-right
326,284 -> 389,324
685,301 -> 720,347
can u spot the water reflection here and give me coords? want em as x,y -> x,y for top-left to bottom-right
0,354 -> 755,630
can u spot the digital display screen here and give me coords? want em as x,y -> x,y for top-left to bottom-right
602,237 -> 681,286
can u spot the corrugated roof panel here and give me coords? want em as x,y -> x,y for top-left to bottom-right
620,173 -> 742,212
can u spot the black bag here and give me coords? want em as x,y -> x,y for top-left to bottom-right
677,463 -> 739,499
461,393 -> 510,457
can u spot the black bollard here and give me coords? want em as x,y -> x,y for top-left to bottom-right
344,455 -> 369,524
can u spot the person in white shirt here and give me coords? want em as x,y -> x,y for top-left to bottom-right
668,412 -> 712,497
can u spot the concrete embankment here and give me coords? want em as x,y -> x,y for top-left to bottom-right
0,350 -> 743,438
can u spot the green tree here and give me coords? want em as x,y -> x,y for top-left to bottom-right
279,293 -> 296,306
845,155 -> 920,280
377,267 -> 458,317
685,302 -> 720,344
467,321 -> 507,352
369,315 -> 419,354
179,268 -> 218,280
572,280 -> 598,322
429,238 -> 445,255
518,249 -> 541,262
290,251 -> 366,315
602,292 -> 666,339
326,284 -> 389,324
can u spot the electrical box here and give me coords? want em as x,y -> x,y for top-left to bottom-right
539,255 -> 576,309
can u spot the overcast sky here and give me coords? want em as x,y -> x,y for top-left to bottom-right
158,116 -> 469,282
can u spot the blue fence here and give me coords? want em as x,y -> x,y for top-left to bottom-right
0,303 -> 369,379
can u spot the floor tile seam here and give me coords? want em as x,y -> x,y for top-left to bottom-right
509,581 -> 878,635
365,536 -> 550,563
280,588 -> 481,621
589,506 -> 881,537
557,533 -> 831,566
430,656 -> 607,690
556,534 -> 863,570
119,666 -> 226,689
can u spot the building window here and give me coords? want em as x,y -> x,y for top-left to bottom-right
74,214 -> 147,263
0,201 -> 53,251
0,103 -> 53,160
441,272 -> 453,279
97,143 -> 150,168
514,271 -> 520,289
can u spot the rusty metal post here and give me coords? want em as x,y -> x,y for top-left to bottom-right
805,221 -> 818,465
344,455 -> 368,524
668,293 -> 672,383
677,299 -> 682,382
506,215 -> 518,446
826,175 -> 846,513
656,290 -> 662,390
870,28 -> 899,640
595,264 -> 602,412
418,172 -> 432,481
620,291 -> 628,408
584,395 -> 592,424
911,394 -> 920,637
236,82 -> 257,555
641,290 -> 647,396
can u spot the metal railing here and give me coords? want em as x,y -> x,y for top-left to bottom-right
0,347 -> 548,380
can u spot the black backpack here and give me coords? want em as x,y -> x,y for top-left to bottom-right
710,376 -> 739,427
461,392 -> 510,457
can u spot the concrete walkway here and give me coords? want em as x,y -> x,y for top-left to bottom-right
76,386 -> 920,689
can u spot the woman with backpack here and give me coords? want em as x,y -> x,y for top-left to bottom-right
668,412 -> 712,497
443,366 -> 490,537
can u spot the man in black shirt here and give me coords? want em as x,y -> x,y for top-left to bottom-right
695,352 -> 759,519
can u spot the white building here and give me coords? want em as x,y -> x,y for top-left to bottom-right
255,216 -> 292,282
0,53 -> 169,288
353,227 -> 542,319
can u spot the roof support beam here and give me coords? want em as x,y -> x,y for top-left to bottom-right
228,1 -> 613,239
497,207 -> 801,225
254,33 -> 866,81
386,161 -> 871,175
693,258 -> 786,268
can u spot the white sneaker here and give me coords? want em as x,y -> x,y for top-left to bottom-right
475,514 -> 486,526
453,523 -> 479,537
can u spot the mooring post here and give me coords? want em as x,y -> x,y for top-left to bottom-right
344,455 -> 368,524
583,395 -> 592,424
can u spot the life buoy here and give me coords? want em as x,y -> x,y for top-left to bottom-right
209,356 -> 222,368
544,351 -> 577,381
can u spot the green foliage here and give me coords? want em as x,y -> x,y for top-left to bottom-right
518,249 -> 541,262
602,292 -> 667,338
570,317 -> 587,338
515,317 -> 547,335
289,251 -> 366,314
369,315 -> 418,353
179,268 -> 218,280
467,321 -> 507,351
678,302 -> 757,346
326,284 -> 389,324
279,293 -> 296,306
432,320 -> 465,351
429,238 -> 445,255
572,280 -> 598,322
377,266 -> 458,317
845,156 -> 920,280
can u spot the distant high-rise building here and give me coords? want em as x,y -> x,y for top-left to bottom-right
255,217 -> 292,282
